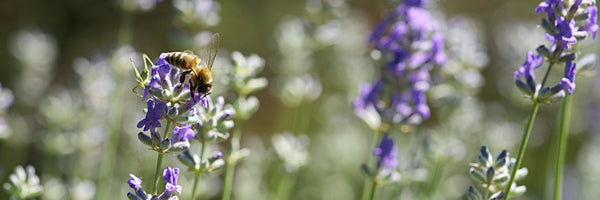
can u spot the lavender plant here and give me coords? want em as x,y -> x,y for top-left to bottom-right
354,0 -> 446,199
361,134 -> 400,199
3,165 -> 42,200
507,0 -> 597,198
132,52 -> 233,199
127,167 -> 182,200
221,51 -> 266,200
467,146 -> 527,200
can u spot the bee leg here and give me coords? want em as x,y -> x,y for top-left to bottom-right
179,71 -> 191,84
190,85 -> 197,102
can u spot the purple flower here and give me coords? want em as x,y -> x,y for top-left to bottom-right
137,99 -> 166,131
547,17 -> 577,50
145,53 -> 206,106
412,90 -> 430,120
580,6 -> 598,38
535,0 -> 562,22
356,0 -> 444,127
127,174 -> 148,199
551,60 -> 576,94
172,125 -> 195,142
353,80 -> 382,110
406,7 -> 433,37
127,174 -> 143,191
373,134 -> 398,170
431,33 -> 446,66
514,51 -> 544,92
158,167 -> 182,200
404,0 -> 426,7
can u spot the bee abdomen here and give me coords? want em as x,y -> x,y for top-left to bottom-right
165,52 -> 191,69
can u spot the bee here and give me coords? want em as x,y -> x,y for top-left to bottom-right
165,33 -> 220,100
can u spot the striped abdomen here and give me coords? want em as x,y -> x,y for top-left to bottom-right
164,51 -> 199,71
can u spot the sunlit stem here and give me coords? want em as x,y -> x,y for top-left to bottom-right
504,101 -> 540,198
369,175 -> 379,200
152,120 -> 171,194
191,141 -> 207,200
361,130 -> 383,200
222,117 -> 243,200
553,92 -> 573,200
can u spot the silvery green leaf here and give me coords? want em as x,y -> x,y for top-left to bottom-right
177,151 -> 196,169
137,132 -> 153,147
467,186 -> 483,200
470,168 -> 486,184
509,185 -> 527,197
515,168 -> 528,181
488,191 -> 505,200
492,173 -> 509,184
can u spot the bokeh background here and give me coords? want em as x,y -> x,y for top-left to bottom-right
0,0 -> 599,199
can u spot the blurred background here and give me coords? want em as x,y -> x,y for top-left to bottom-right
0,0 -> 599,199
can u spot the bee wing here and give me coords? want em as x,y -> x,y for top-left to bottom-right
184,50 -> 195,55
203,33 -> 220,70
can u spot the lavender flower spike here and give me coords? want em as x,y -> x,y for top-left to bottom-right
355,0 -> 445,127
158,167 -> 182,200
514,51 -> 544,94
551,60 -> 576,94
374,134 -> 398,171
127,174 -> 148,200
137,99 -> 167,131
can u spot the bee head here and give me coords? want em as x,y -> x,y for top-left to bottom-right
197,82 -> 213,95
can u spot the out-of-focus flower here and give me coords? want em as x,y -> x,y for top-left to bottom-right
3,165 -> 43,200
361,134 -> 400,184
374,134 -> 398,172
354,0 -> 446,128
272,132 -> 310,173
0,83 -> 14,138
467,146 -> 527,199
190,96 -> 234,144
173,0 -> 220,27
10,29 -> 57,105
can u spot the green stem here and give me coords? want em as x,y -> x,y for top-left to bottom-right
361,130 -> 383,200
504,102 -> 540,198
276,170 -> 298,200
95,67 -> 126,200
152,121 -> 171,194
222,118 -> 243,200
191,142 -> 207,200
553,93 -> 573,200
424,160 -> 443,198
369,177 -> 379,200
152,152 -> 164,194
540,63 -> 555,88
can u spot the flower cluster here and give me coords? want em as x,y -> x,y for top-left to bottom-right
0,83 -> 14,138
354,0 -> 446,129
135,53 -> 210,153
3,165 -> 43,200
467,146 -> 527,200
135,52 -> 235,151
226,51 -> 267,120
271,132 -> 310,173
515,0 -> 597,102
127,167 -> 182,200
362,134 -> 400,185
130,52 -> 234,198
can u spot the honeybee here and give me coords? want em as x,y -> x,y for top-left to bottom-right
165,33 -> 220,100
